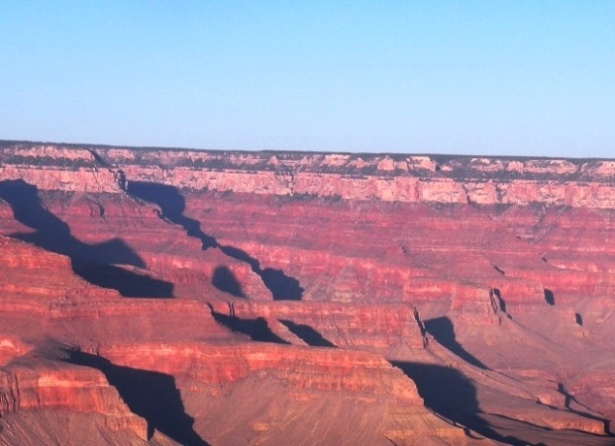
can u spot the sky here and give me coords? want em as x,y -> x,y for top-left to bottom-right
1,1 -> 614,157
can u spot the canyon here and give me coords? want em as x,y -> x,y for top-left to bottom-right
1,141 -> 615,445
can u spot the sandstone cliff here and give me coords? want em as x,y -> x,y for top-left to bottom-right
1,141 -> 614,445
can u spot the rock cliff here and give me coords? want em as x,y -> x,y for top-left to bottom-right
1,141 -> 615,445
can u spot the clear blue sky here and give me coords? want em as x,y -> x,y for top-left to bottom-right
1,1 -> 614,157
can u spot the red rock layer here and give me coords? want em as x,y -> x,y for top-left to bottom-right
1,142 -> 615,445
0,355 -> 147,440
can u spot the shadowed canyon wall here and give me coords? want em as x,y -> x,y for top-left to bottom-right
1,141 -> 615,445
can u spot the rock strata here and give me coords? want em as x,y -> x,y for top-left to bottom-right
1,141 -> 614,445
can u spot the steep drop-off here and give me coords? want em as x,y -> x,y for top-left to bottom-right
1,141 -> 615,445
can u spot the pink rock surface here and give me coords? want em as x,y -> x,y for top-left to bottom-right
1,141 -> 614,445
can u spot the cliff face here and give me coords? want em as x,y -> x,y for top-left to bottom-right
1,141 -> 615,445
3,142 -> 615,206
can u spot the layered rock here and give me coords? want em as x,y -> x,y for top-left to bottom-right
2,142 -> 615,207
1,141 -> 615,445
0,354 -> 147,441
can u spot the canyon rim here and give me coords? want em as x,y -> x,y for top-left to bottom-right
1,141 -> 615,445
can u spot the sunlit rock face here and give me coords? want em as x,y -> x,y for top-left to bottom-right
1,141 -> 614,445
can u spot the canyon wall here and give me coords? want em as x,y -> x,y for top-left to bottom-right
1,141 -> 615,445
2,142 -> 615,206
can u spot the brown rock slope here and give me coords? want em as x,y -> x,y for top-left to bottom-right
1,141 -> 615,445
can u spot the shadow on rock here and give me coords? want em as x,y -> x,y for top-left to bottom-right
392,361 -> 526,445
0,179 -> 174,298
77,264 -> 173,298
127,181 -> 303,300
65,349 -> 209,446
208,304 -> 289,344
424,317 -> 487,369
126,180 -> 217,250
557,383 -> 612,435
279,320 -> 335,347
212,266 -> 245,298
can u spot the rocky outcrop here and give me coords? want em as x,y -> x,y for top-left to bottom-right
1,141 -> 615,445
2,142 -> 615,207
0,355 -> 147,440
208,300 -> 427,353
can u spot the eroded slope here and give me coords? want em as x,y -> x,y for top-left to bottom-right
1,142 -> 614,445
